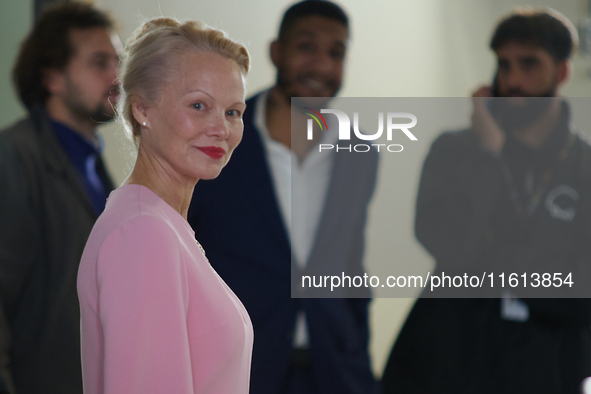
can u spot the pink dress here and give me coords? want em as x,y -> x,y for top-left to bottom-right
77,184 -> 253,394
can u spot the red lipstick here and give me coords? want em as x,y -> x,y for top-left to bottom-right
197,146 -> 226,159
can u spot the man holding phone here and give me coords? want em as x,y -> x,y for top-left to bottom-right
382,9 -> 591,394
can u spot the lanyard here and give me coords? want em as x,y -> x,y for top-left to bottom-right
501,133 -> 575,217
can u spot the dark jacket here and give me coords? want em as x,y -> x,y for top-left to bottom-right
188,93 -> 379,394
383,103 -> 591,394
0,107 -> 113,394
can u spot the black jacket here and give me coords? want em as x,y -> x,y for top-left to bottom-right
383,103 -> 591,394
188,93 -> 379,394
0,108 -> 113,394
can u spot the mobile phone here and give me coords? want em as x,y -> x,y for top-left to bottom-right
491,74 -> 499,97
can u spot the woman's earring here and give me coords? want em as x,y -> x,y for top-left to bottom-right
142,122 -> 147,126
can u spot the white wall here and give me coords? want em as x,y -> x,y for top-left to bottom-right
2,0 -> 589,378
0,0 -> 32,125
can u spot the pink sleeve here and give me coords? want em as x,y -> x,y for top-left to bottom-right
96,216 -> 193,394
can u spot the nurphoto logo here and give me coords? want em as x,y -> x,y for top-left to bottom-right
303,108 -> 418,153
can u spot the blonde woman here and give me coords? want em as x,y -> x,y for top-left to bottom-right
77,18 -> 252,393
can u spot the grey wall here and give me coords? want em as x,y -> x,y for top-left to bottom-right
0,0 -> 32,127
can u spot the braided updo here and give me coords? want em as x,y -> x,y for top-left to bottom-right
117,17 -> 250,146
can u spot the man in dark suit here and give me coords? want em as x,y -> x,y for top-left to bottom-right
382,9 -> 591,394
188,1 -> 379,393
0,3 -> 119,393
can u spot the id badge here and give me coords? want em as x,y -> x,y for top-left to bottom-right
501,293 -> 529,322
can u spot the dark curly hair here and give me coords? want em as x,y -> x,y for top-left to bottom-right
490,8 -> 578,62
278,0 -> 349,42
13,2 -> 114,108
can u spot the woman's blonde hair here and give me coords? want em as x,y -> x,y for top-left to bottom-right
118,17 -> 250,146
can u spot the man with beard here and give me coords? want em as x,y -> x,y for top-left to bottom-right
188,1 -> 379,393
382,9 -> 591,394
0,3 -> 120,393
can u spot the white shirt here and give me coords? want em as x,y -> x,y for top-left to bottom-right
254,91 -> 338,347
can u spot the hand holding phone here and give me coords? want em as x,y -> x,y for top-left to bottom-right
471,83 -> 506,154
